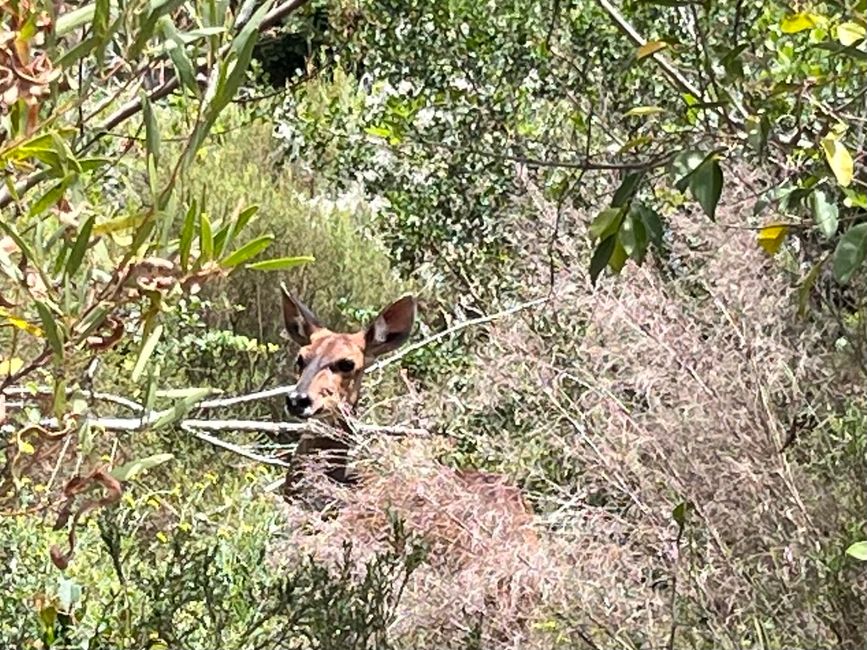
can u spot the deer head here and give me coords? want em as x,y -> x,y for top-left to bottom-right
281,285 -> 416,420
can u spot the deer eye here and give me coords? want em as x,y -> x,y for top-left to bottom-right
296,355 -> 306,371
333,359 -> 355,373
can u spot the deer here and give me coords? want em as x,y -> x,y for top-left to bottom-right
279,285 -> 534,524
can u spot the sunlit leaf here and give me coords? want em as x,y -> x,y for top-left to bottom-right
780,12 -> 824,33
221,235 -> 274,267
636,40 -> 667,59
837,21 -> 866,46
589,208 -> 624,240
821,137 -> 854,187
846,541 -> 867,560
111,453 -> 175,482
0,357 -> 24,375
0,308 -> 43,336
246,256 -> 315,271
811,190 -> 839,238
757,224 -> 788,255
132,324 -> 163,382
624,105 -> 664,117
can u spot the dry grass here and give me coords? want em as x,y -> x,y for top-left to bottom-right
269,170 -> 865,649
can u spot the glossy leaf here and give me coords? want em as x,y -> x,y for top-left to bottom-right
833,223 -> 867,284
811,190 -> 839,238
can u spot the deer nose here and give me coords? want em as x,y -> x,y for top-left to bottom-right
285,391 -> 312,417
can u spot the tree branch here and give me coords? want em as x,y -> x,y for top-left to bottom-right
0,0 -> 312,211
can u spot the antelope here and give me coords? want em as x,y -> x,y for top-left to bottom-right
280,286 -> 534,523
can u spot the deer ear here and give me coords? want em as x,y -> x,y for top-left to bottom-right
364,295 -> 416,359
281,284 -> 321,346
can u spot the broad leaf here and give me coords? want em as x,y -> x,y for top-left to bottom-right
690,158 -> 724,220
811,190 -> 839,238
589,208 -> 624,240
821,137 -> 854,187
837,21 -> 866,46
833,223 -> 867,284
781,12 -> 823,33
589,235 -> 616,285
846,541 -> 867,560
757,224 -> 788,255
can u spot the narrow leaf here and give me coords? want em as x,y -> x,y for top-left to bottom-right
179,200 -> 197,271
221,235 -> 274,267
781,12 -> 823,33
35,301 -> 64,358
246,255 -> 314,271
636,40 -> 667,59
111,453 -> 174,481
200,213 -> 213,261
132,324 -> 163,382
65,215 -> 94,277
142,96 -> 160,167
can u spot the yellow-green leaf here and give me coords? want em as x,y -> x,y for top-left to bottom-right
246,255 -> 315,271
0,357 -> 24,375
821,137 -> 854,187
636,40 -> 667,59
132,324 -> 163,382
0,308 -> 43,337
757,224 -> 789,255
781,12 -> 824,33
837,21 -> 866,46
624,105 -> 664,117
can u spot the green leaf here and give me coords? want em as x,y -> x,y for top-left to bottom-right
111,453 -> 175,482
246,255 -> 315,271
833,223 -> 867,284
179,200 -> 197,271
689,157 -> 724,220
821,137 -> 854,187
158,16 -> 199,93
620,211 -> 648,262
589,207 -> 624,240
813,41 -> 867,61
670,149 -> 708,192
612,171 -> 644,207
55,4 -> 96,35
64,216 -> 94,277
132,324 -> 163,383
798,261 -> 823,317
672,501 -> 692,527
35,301 -> 64,359
200,213 -> 214,261
589,235 -> 616,285
846,541 -> 867,560
637,204 -> 664,246
142,96 -> 160,168
608,238 -> 628,272
811,190 -> 839,238
221,235 -> 274,267
624,105 -> 664,117
151,388 -> 212,430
